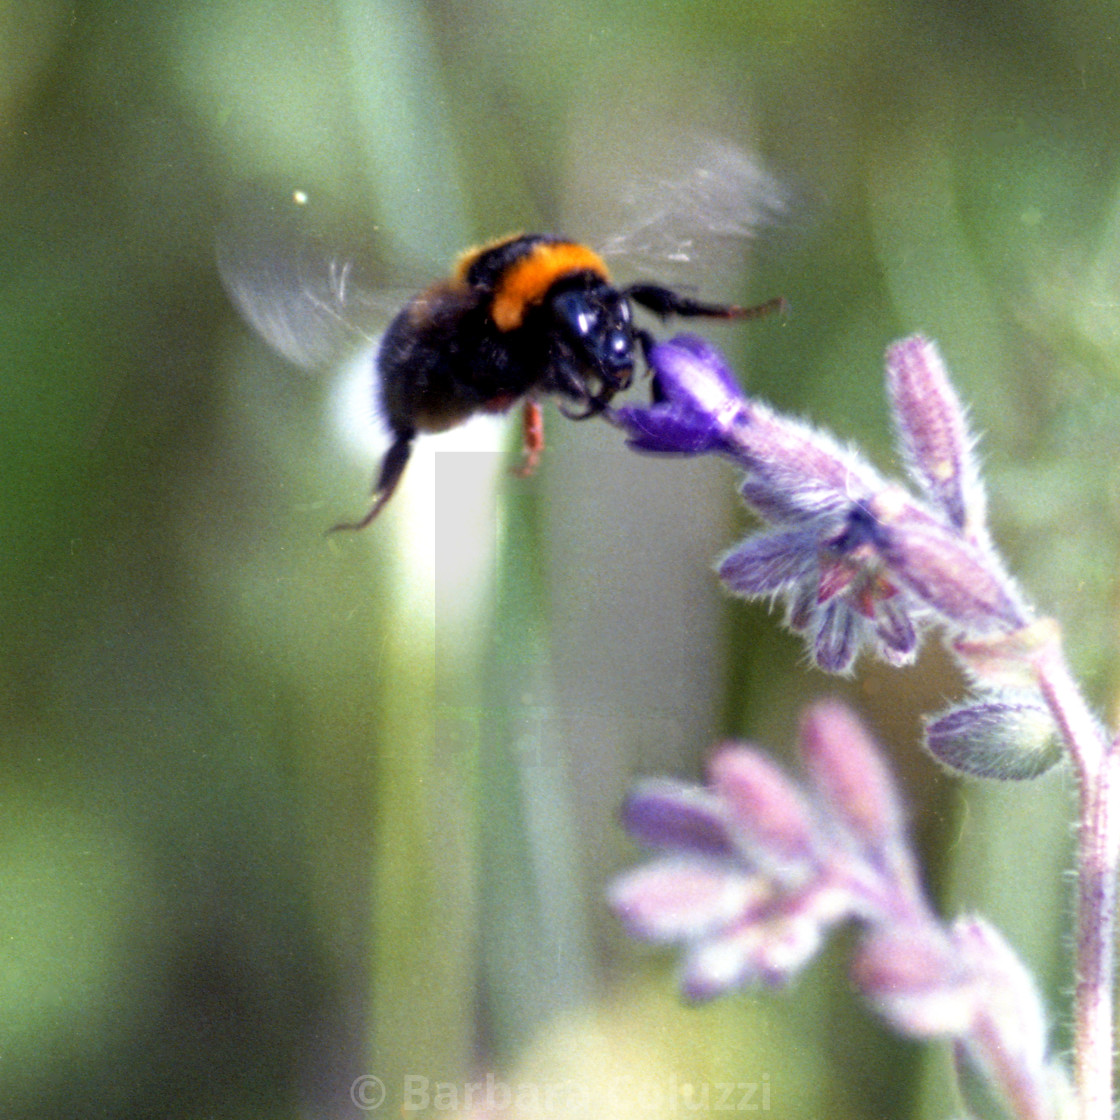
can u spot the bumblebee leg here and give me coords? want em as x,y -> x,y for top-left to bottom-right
513,400 -> 544,477
328,430 -> 415,533
624,283 -> 788,323
628,328 -> 668,403
558,399 -> 596,420
550,345 -> 630,420
559,389 -> 620,421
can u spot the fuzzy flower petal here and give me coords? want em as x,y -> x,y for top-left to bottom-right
717,528 -> 819,597
610,858 -> 772,942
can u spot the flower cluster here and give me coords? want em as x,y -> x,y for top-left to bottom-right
613,335 -> 1030,674
613,333 -> 1071,781
610,701 -> 1066,1120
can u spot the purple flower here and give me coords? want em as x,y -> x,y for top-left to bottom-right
718,504 -> 930,672
610,333 -> 1033,671
609,702 -> 926,1000
611,336 -> 751,455
611,703 -> 1066,1118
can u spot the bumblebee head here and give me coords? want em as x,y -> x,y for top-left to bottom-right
550,279 -> 636,391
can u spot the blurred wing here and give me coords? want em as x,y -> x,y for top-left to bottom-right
580,135 -> 788,286
216,186 -> 406,371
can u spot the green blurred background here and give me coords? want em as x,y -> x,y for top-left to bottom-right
2,1 -> 1117,1117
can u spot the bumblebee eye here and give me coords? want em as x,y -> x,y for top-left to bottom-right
574,308 -> 599,337
553,290 -> 599,341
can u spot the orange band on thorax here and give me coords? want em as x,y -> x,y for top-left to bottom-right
489,241 -> 609,331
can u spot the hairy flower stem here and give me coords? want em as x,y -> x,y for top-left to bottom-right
1034,646 -> 1117,1120
1072,759 -> 1120,1120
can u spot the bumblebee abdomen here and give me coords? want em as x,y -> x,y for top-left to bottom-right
376,282 -> 532,435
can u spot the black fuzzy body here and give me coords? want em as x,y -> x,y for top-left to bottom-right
375,278 -> 552,435
375,234 -> 614,437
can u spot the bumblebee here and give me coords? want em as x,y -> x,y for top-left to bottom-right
335,231 -> 782,530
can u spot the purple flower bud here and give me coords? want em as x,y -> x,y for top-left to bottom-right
799,700 -> 905,850
925,693 -> 1062,780
886,336 -> 986,535
621,780 -> 736,857
709,746 -> 817,873
611,335 -> 749,455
